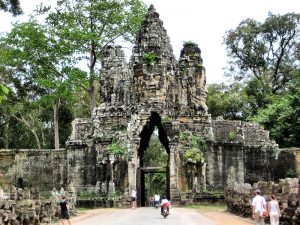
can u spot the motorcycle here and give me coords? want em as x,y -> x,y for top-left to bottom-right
161,204 -> 169,218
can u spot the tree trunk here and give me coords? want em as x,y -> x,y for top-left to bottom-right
32,129 -> 42,149
41,129 -> 46,148
53,101 -> 60,149
89,37 -> 96,117
12,114 -> 42,149
4,123 -> 9,149
89,81 -> 96,116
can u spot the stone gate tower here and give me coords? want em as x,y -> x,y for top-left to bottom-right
66,5 -> 278,206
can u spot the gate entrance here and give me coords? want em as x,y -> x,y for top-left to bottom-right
136,112 -> 170,207
137,166 -> 170,207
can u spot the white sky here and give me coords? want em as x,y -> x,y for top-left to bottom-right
1,0 -> 299,84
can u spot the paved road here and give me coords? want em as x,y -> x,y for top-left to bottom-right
73,207 -> 215,225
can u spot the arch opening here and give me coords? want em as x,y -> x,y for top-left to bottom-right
136,111 -> 170,206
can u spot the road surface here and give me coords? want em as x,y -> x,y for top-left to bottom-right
70,207 -> 253,225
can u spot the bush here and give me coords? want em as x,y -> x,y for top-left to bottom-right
143,52 -> 155,66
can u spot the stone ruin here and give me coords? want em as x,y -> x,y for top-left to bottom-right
0,4 -> 298,211
65,4 -> 286,205
225,167 -> 300,225
0,185 -> 76,225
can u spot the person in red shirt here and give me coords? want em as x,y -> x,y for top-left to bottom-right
160,196 -> 170,214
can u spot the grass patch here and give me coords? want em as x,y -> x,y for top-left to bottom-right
75,208 -> 90,214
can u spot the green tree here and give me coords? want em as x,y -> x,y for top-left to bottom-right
0,83 -> 9,103
0,0 -> 22,16
223,12 -> 300,147
0,96 -> 73,149
242,74 -> 273,116
0,47 -> 10,103
1,0 -> 147,149
207,82 -> 250,120
250,70 -> 300,147
0,20 -> 78,149
36,0 -> 147,115
224,13 -> 300,94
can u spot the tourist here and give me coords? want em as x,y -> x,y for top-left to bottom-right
268,194 -> 281,225
252,189 -> 267,225
149,195 -> 154,207
131,189 -> 137,209
59,196 -> 71,225
160,195 -> 170,214
154,193 -> 160,208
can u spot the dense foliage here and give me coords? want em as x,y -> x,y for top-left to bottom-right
143,135 -> 168,197
106,139 -> 126,156
36,0 -> 147,115
1,3 -> 299,150
0,0 -> 147,149
179,131 -> 207,165
207,12 -> 300,147
0,0 -> 22,15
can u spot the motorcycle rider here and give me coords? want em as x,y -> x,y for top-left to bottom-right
160,196 -> 170,214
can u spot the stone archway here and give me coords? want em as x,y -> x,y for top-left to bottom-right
136,112 -> 170,207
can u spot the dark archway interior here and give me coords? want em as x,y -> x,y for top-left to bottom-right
138,111 -> 170,165
137,111 -> 170,206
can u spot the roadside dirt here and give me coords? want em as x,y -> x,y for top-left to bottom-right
70,208 -> 119,223
200,210 -> 253,225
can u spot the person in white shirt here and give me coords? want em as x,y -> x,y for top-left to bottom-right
267,194 -> 281,225
131,189 -> 137,208
160,196 -> 170,214
252,189 -> 267,225
154,194 -> 160,208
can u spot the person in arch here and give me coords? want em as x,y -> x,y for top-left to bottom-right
154,193 -> 160,208
131,189 -> 137,209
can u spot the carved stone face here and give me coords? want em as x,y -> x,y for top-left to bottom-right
23,190 -> 30,199
10,187 -> 17,200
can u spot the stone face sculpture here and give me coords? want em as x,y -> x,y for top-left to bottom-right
15,188 -> 39,225
59,188 -> 65,196
0,186 -> 17,225
51,188 -> 58,198
0,186 -> 78,225
25,189 -> 35,223
66,183 -> 76,216
0,188 -> 4,201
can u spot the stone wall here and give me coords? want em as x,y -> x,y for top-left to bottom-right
206,143 -> 245,189
0,186 -> 77,225
225,178 -> 300,225
0,147 -> 91,193
0,149 -> 65,192
206,119 -> 279,189
66,145 -> 97,193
